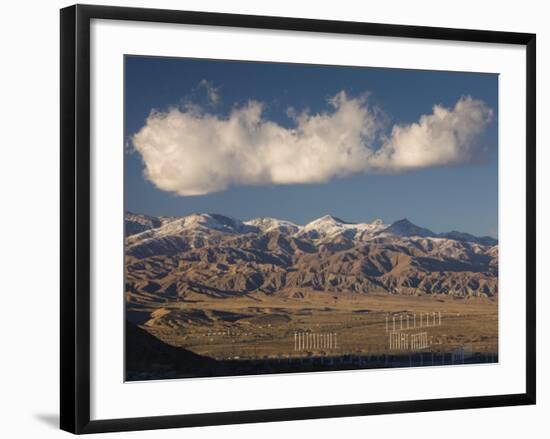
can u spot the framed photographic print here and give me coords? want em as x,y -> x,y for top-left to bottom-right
60,4 -> 536,434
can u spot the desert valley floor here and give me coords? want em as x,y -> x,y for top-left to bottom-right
126,291 -> 498,380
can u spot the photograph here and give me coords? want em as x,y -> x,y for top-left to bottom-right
124,56 -> 499,381
0,0 -> 542,436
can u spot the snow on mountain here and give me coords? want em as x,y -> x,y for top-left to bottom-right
374,219 -> 498,246
126,213 -> 256,243
299,215 -> 388,241
438,231 -> 498,246
303,215 -> 350,234
125,212 -> 496,246
244,217 -> 301,235
163,213 -> 257,235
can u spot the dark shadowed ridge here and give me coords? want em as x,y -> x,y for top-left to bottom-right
381,218 -> 436,238
125,321 -> 217,380
326,215 -> 353,224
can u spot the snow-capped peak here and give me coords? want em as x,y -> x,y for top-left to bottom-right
244,217 -> 301,234
131,213 -> 255,240
303,215 -> 349,235
300,215 -> 388,241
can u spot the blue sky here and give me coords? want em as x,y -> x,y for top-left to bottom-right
124,56 -> 498,237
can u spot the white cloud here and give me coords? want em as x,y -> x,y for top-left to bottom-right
132,91 -> 493,196
372,96 -> 493,170
197,79 -> 219,105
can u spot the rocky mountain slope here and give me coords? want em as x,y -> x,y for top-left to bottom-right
125,212 -> 498,302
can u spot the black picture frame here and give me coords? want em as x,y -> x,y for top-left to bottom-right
60,4 -> 536,434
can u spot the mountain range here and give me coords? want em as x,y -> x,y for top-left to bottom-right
125,212 -> 498,302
